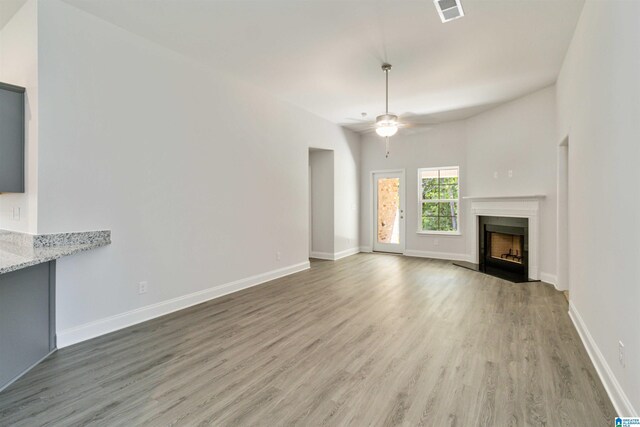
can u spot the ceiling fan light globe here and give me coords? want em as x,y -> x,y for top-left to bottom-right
376,125 -> 398,137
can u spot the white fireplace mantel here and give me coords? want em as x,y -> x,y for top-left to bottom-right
470,196 -> 543,280
463,194 -> 546,201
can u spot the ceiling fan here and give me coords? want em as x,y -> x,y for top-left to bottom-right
349,63 -> 432,157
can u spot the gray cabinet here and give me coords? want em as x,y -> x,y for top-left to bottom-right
0,82 -> 25,193
0,262 -> 56,391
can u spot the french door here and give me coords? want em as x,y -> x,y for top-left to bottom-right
372,171 -> 405,253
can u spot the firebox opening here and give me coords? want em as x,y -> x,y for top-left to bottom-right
489,232 -> 524,265
478,216 -> 529,283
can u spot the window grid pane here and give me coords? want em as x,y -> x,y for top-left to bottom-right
420,167 -> 459,232
421,202 -> 458,231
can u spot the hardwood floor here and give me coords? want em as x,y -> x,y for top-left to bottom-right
0,254 -> 615,426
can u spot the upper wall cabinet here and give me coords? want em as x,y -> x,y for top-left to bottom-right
0,82 -> 25,193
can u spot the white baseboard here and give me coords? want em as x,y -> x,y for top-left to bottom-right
334,247 -> 360,260
56,261 -> 311,348
403,249 -> 471,262
310,248 -> 360,261
309,251 -> 334,260
568,301 -> 637,417
359,246 -> 372,253
539,272 -> 558,287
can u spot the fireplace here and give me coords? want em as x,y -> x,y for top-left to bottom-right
479,216 -> 529,282
459,195 -> 543,281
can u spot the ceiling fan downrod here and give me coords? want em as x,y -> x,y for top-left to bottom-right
383,63 -> 391,114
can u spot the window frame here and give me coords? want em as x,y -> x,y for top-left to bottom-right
417,166 -> 461,235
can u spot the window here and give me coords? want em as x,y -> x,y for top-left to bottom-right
418,166 -> 460,234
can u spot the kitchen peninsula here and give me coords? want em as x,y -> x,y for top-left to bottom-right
0,229 -> 110,391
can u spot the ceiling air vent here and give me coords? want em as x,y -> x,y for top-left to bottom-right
434,0 -> 464,23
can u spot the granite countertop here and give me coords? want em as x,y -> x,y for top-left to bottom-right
0,230 -> 111,274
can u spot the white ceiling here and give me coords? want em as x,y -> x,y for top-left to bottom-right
0,0 -> 27,30
62,0 -> 584,129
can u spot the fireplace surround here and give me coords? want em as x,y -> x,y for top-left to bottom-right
466,195 -> 544,281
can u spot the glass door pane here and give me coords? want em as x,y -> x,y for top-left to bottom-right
377,177 -> 400,244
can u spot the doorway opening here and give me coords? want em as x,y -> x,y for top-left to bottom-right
309,148 -> 334,260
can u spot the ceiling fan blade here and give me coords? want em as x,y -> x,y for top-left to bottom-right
402,122 -> 432,129
398,112 -> 436,125
345,117 -> 373,123
342,120 -> 377,134
398,125 -> 433,136
361,127 -> 379,134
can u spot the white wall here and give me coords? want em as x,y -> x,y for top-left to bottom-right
360,86 -> 558,280
465,86 -> 558,280
557,0 -> 639,415
360,121 -> 468,258
309,149 -> 334,257
35,0 -> 360,345
0,0 -> 38,233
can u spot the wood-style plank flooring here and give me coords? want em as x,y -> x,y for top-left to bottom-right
0,254 -> 615,426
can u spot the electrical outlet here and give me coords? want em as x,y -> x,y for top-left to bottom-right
12,207 -> 20,221
619,341 -> 625,367
508,170 -> 513,178
138,281 -> 148,295
493,171 -> 498,179
276,251 -> 282,261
